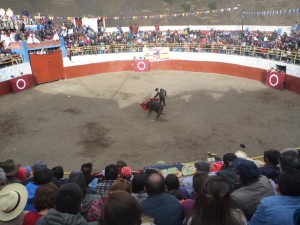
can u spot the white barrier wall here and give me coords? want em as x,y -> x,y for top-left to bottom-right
63,52 -> 300,78
1,53 -> 299,82
169,52 -> 300,78
63,52 -> 143,66
0,63 -> 32,82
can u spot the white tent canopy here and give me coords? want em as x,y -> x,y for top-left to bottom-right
6,8 -> 14,17
0,8 -> 5,16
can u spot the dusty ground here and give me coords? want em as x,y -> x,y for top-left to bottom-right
0,71 -> 299,172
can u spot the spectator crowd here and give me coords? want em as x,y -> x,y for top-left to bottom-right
0,147 -> 300,225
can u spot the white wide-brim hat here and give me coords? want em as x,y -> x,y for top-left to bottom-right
235,150 -> 264,166
235,150 -> 249,159
0,183 -> 28,221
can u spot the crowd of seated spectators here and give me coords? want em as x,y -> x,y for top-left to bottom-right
28,47 -> 61,55
0,147 -> 300,225
0,41 -> 23,68
1,12 -> 300,65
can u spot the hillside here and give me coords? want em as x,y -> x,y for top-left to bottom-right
1,0 -> 299,27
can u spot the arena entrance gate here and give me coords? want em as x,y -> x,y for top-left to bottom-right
29,50 -> 65,84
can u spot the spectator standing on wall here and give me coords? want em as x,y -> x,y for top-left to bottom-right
45,19 -> 52,31
116,25 -> 123,35
22,9 -> 29,25
292,22 -> 298,34
14,30 -> 21,42
155,23 -> 160,33
132,24 -> 139,36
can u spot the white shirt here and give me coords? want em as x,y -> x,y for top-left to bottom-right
53,33 -> 60,41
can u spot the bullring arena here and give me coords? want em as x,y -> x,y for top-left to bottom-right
1,50 -> 300,171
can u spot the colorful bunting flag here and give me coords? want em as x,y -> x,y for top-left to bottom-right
3,7 -> 299,22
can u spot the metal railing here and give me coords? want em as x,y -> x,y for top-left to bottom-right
70,43 -> 300,65
0,54 -> 24,68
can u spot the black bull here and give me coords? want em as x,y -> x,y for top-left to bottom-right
146,100 -> 164,119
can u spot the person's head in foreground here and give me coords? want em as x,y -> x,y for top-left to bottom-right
33,183 -> 58,212
0,183 -> 28,222
99,190 -> 142,225
184,176 -> 245,225
54,182 -> 83,214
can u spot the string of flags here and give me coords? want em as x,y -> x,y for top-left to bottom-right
2,7 -> 300,21
104,7 -> 240,21
1,6 -> 240,20
244,8 -> 300,17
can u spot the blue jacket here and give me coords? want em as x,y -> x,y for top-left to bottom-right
140,192 -> 183,225
258,165 -> 280,181
25,182 -> 38,211
248,195 -> 300,225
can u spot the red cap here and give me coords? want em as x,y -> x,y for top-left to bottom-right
120,166 -> 132,179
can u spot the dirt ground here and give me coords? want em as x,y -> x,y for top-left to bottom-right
0,71 -> 300,172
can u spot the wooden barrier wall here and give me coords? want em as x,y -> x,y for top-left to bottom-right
29,51 -> 64,84
0,76 -> 36,96
64,60 -> 133,78
64,60 -> 300,95
0,81 -> 12,96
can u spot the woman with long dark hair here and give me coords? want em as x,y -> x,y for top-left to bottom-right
184,176 -> 247,225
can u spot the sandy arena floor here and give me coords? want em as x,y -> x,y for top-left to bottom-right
0,71 -> 299,171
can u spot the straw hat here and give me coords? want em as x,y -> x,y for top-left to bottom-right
235,150 -> 264,166
0,183 -> 28,221
235,150 -> 249,159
